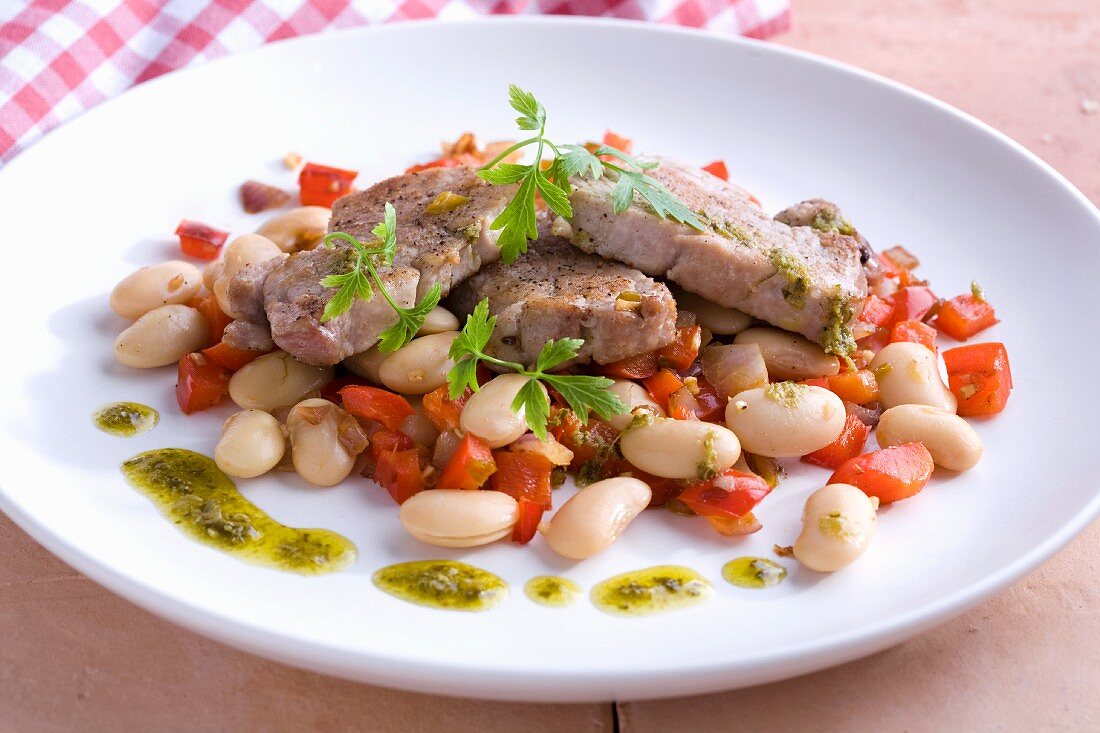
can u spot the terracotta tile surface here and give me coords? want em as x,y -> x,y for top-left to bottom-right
3,1 -> 1099,731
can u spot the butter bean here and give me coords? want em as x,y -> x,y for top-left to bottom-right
620,418 -> 740,480
460,374 -> 544,448
229,351 -> 334,411
399,490 -> 519,548
378,332 -> 458,395
794,483 -> 878,572
870,342 -> 957,412
734,327 -> 840,380
109,261 -> 203,320
255,206 -> 330,252
114,305 -> 209,368
605,379 -> 665,431
215,410 -> 286,478
724,384 -> 845,457
877,404 -> 983,471
542,477 -> 652,559
286,398 -> 356,487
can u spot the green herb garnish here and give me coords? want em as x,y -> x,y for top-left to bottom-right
478,84 -> 704,263
320,202 -> 442,353
446,299 -> 626,440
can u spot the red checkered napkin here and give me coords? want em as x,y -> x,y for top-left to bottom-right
0,1 -> 791,166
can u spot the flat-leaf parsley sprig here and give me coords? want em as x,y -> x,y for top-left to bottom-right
446,299 -> 627,441
320,202 -> 442,352
477,84 -> 704,264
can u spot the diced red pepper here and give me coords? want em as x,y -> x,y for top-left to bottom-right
175,220 -> 228,261
298,162 -> 358,207
188,293 -> 234,346
859,294 -> 895,327
201,341 -> 266,372
876,252 -> 904,280
658,325 -> 702,371
678,469 -> 772,519
701,160 -> 729,181
602,130 -> 632,153
437,433 -> 497,491
802,413 -> 871,469
887,286 -> 938,326
629,468 -> 682,507
405,157 -> 462,174
490,452 -> 553,508
339,385 -> 414,431
175,353 -> 230,414
935,294 -> 999,341
890,319 -> 938,353
598,351 -> 659,380
692,376 -> 726,422
668,387 -> 701,421
829,442 -> 935,504
367,427 -> 414,464
824,370 -> 880,405
374,448 -> 425,505
422,384 -> 471,432
549,409 -> 622,474
643,369 -> 685,412
511,500 -> 545,544
943,342 -> 1012,416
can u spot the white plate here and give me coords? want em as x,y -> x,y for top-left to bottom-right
2,18 -> 1098,702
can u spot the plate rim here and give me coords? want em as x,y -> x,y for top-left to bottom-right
2,15 -> 1100,702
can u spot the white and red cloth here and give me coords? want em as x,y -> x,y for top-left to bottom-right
0,0 -> 790,165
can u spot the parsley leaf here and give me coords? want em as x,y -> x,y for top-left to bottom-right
509,83 -> 545,131
445,298 -> 627,440
486,171 -> 539,264
320,202 -> 440,353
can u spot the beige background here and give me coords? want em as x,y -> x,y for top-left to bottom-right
3,0 -> 1099,730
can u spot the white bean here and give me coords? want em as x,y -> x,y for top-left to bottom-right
343,347 -> 386,383
734,327 -> 840,380
460,373 -> 544,448
286,398 -> 355,487
870,342 -> 957,412
221,234 -> 283,278
214,410 -> 286,478
671,287 -> 753,335
255,206 -> 330,252
229,351 -> 335,411
417,306 -> 460,335
542,477 -> 652,559
605,379 -> 665,431
724,384 -> 846,457
794,483 -> 878,572
114,305 -> 209,368
203,258 -> 225,291
399,490 -> 519,547
620,418 -> 741,480
109,261 -> 203,319
876,404 -> 983,471
378,332 -> 458,395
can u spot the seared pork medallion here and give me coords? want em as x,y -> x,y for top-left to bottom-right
224,166 -> 515,365
448,236 -> 677,367
566,158 -> 868,356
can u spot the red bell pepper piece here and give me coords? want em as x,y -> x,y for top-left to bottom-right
658,325 -> 702,371
598,351 -> 659,380
298,162 -> 358,207
490,452 -> 553,508
188,293 -> 234,346
678,469 -> 772,519
175,220 -> 228,261
511,500 -> 545,544
943,342 -> 1012,416
175,352 -> 230,414
339,385 -> 414,431
643,369 -> 685,412
802,413 -> 871,469
887,286 -> 938,326
859,294 -> 895,327
935,294 -> 999,341
549,409 -> 624,475
374,448 -> 425,505
890,319 -> 938,353
201,341 -> 266,372
829,442 -> 935,504
367,427 -> 414,464
602,130 -> 632,153
421,384 -> 471,432
692,376 -> 726,422
701,160 -> 729,181
405,157 -> 462,174
824,370 -> 880,405
437,433 -> 497,491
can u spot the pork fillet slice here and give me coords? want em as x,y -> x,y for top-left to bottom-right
329,165 -> 516,300
566,159 -> 867,354
448,236 -> 677,367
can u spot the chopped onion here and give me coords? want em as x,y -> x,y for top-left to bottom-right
431,429 -> 463,469
701,343 -> 769,399
511,433 -> 574,466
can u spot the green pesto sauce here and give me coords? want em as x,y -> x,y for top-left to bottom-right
121,449 -> 356,575
810,209 -> 856,237
94,402 -> 158,437
591,566 -> 714,617
722,557 -> 788,589
767,248 -> 811,309
373,560 -> 507,612
696,429 -> 719,480
698,209 -> 753,244
820,287 -> 857,359
764,381 -> 806,408
524,576 -> 582,608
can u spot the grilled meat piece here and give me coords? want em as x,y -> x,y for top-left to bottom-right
773,198 -> 875,265
329,165 -> 516,300
448,236 -> 677,367
566,159 -> 867,354
223,166 -> 515,365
